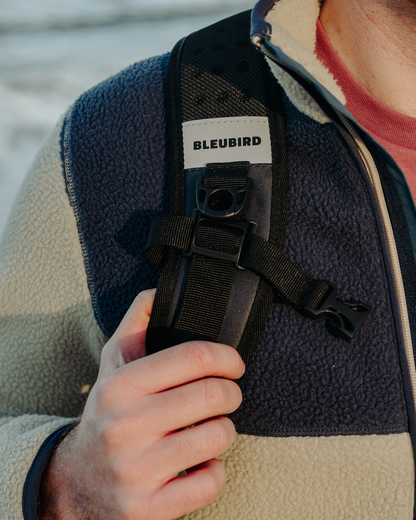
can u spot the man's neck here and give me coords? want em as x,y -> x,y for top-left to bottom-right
320,0 -> 416,117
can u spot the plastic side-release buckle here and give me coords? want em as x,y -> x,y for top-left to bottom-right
303,282 -> 371,342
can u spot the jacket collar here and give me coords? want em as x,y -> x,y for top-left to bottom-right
250,1 -> 416,253
251,0 -> 349,118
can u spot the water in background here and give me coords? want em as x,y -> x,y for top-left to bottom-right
0,0 -> 252,236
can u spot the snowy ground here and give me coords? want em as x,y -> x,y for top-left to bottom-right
0,0 -> 252,236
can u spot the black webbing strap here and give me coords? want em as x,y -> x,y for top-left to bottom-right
146,215 -> 195,266
169,167 -> 250,346
146,215 -> 371,342
146,215 -> 330,310
203,166 -> 248,189
240,235 -> 329,308
169,257 -> 235,345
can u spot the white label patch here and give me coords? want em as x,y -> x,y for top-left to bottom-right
182,116 -> 272,169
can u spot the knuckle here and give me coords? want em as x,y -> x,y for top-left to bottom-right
100,340 -> 112,360
185,341 -> 216,372
111,457 -> 129,484
205,422 -> 230,454
172,439 -> 193,464
203,378 -> 227,410
194,470 -> 222,505
98,417 -> 125,451
109,347 -> 126,370
101,338 -> 128,367
99,421 -> 117,450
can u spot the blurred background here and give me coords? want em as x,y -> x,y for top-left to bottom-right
0,0 -> 252,236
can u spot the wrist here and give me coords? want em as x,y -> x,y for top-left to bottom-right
38,423 -> 82,520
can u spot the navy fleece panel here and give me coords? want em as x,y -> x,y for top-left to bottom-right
230,93 -> 408,436
64,54 -> 170,337
64,58 -> 408,437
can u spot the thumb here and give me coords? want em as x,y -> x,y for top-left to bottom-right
103,288 -> 156,369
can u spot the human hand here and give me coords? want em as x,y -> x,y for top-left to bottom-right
39,289 -> 245,520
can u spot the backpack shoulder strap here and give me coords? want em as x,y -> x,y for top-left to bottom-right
146,10 -> 370,363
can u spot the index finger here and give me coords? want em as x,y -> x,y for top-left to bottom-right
119,340 -> 245,394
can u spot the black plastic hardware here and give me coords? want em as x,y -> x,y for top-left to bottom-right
303,283 -> 371,341
196,176 -> 253,219
184,213 -> 257,268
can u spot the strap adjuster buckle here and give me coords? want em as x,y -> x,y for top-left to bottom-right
184,212 -> 256,269
303,282 -> 371,341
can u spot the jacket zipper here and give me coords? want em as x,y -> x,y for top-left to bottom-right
338,113 -> 416,408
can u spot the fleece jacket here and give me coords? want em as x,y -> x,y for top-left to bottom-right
1,0 -> 416,518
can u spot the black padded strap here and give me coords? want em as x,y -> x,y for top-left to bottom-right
169,167 -> 250,346
169,256 -> 236,345
146,10 -> 290,358
146,215 -> 330,310
145,37 -> 186,352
